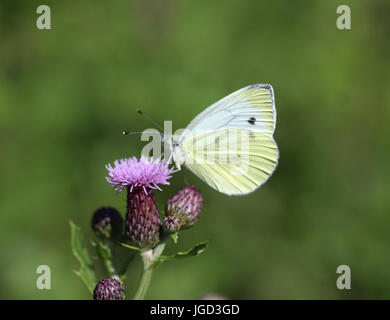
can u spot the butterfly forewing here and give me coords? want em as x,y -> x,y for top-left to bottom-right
179,84 -> 276,144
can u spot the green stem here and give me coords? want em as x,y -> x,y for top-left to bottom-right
94,240 -> 121,282
134,242 -> 166,300
103,256 -> 120,281
133,252 -> 153,300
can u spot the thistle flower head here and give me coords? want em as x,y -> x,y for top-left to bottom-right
126,190 -> 161,249
166,186 -> 203,229
105,156 -> 173,193
91,207 -> 123,241
93,278 -> 125,300
163,215 -> 181,233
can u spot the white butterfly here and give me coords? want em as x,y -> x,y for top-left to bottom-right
167,84 -> 279,196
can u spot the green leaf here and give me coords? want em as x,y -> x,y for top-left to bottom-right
69,221 -> 97,293
121,242 -> 142,252
157,240 -> 209,262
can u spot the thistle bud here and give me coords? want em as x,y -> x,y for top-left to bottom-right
93,278 -> 125,300
166,186 -> 203,229
91,207 -> 123,241
163,216 -> 180,233
126,189 -> 161,249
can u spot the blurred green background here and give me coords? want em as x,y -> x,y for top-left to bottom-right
1,0 -> 389,299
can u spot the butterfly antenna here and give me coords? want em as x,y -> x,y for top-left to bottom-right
122,131 -> 160,135
136,109 -> 163,131
123,131 -> 143,135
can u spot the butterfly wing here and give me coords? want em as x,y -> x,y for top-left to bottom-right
181,129 -> 278,195
179,84 -> 276,144
177,84 -> 278,195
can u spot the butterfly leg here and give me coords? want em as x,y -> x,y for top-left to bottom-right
170,159 -> 181,174
171,163 -> 181,174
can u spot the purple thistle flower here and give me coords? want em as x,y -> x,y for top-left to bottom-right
105,156 -> 173,193
105,156 -> 173,249
93,278 -> 125,300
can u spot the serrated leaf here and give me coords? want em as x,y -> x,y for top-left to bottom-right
69,221 -> 97,293
121,242 -> 142,252
157,240 -> 209,262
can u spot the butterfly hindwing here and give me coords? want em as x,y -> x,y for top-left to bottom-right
181,129 -> 278,195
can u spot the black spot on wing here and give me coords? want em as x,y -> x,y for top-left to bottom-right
248,117 -> 256,125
